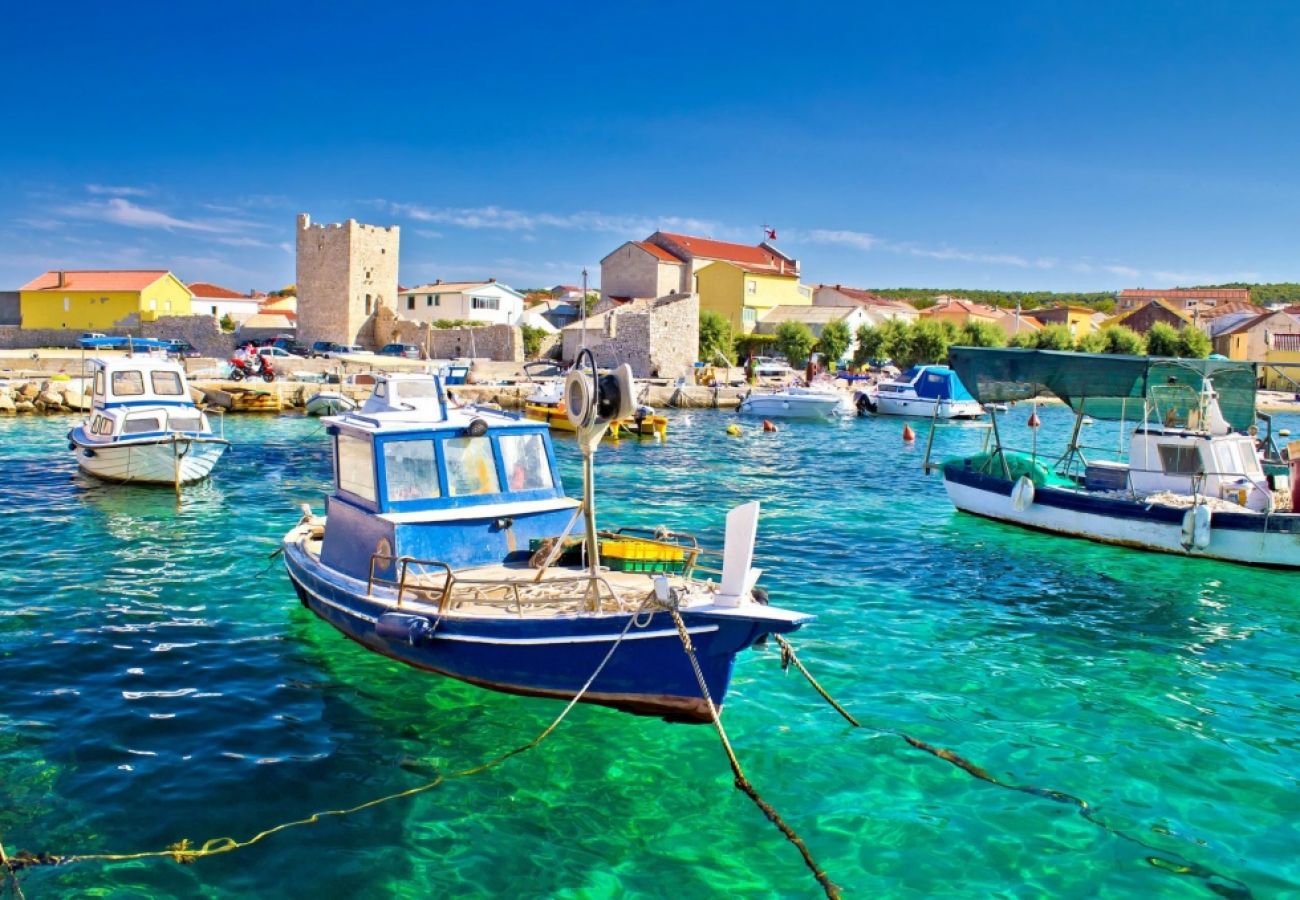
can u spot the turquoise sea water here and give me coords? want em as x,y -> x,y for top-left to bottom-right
1,406 -> 1297,898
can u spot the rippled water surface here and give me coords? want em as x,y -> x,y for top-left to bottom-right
1,406 -> 1297,897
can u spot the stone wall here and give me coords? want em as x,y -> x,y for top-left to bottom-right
371,305 -> 523,361
296,213 -> 400,348
0,314 -> 230,357
561,292 -> 698,379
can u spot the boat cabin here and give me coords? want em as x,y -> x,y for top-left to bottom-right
319,374 -> 580,580
879,365 -> 973,401
82,357 -> 211,443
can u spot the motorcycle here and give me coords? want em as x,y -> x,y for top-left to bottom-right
229,353 -> 276,382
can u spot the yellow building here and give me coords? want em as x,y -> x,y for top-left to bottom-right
695,261 -> 811,334
1028,304 -> 1099,336
19,269 -> 193,330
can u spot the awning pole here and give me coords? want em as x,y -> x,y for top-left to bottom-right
988,409 -> 1011,480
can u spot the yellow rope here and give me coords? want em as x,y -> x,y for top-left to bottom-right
771,635 -> 1253,899
667,609 -> 841,899
3,606 -> 644,875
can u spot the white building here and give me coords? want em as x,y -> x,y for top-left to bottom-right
187,282 -> 263,324
812,284 -> 919,322
397,279 -> 526,325
755,305 -> 878,363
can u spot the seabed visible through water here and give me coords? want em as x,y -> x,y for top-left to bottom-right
1,406 -> 1298,897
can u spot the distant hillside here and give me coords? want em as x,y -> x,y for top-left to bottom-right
869,283 -> 1300,312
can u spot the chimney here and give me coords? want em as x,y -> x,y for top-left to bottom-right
56,270 -> 66,288
435,279 -> 442,285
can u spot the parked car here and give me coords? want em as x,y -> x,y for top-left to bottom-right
77,332 -> 111,349
310,340 -> 337,358
378,343 -> 422,359
325,344 -> 365,358
257,346 -> 303,360
752,356 -> 795,378
164,339 -> 201,358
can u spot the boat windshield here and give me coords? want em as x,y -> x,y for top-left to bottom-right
383,439 -> 441,501
151,371 -> 184,395
499,433 -> 553,492
399,381 -> 440,399
112,371 -> 145,396
444,436 -> 500,496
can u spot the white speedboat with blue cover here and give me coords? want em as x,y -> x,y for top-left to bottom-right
68,357 -> 228,485
282,361 -> 811,721
855,364 -> 984,419
935,348 -> 1300,568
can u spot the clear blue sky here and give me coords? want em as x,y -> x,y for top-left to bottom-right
3,1 -> 1298,294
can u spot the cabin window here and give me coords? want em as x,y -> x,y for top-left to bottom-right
383,439 -> 441,501
337,432 -> 377,501
168,414 -> 202,432
443,436 -> 500,496
92,415 -> 110,434
151,371 -> 184,395
1157,444 -> 1202,476
111,370 -> 145,396
93,371 -> 105,397
123,416 -> 161,434
499,434 -> 553,492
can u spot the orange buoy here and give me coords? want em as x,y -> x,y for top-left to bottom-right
902,423 -> 916,442
762,419 -> 778,432
1027,409 -> 1042,428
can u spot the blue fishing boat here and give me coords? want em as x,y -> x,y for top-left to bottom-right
283,357 -> 810,721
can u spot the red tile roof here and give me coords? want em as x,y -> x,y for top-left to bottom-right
20,269 -> 173,292
634,241 -> 685,264
923,297 -> 1000,317
188,281 -> 251,299
652,232 -> 791,271
1197,300 -> 1265,319
1120,287 -> 1251,302
820,284 -> 916,311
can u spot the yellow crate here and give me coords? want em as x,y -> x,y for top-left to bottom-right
600,539 -> 685,562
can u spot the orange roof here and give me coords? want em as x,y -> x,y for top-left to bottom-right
634,241 -> 684,264
1198,300 -> 1265,319
820,284 -> 916,311
188,281 -> 251,299
923,297 -> 999,317
652,232 -> 791,271
1120,287 -> 1250,302
20,269 -> 173,292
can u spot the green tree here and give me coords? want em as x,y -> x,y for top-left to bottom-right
698,310 -> 734,364
1008,331 -> 1037,349
1145,322 -> 1181,357
816,320 -> 852,366
1076,330 -> 1107,353
878,318 -> 912,363
957,320 -> 1008,348
1102,326 -> 1145,355
520,324 -> 548,359
853,324 -> 884,367
894,319 -> 949,369
218,313 -> 235,332
773,321 -> 817,367
1176,326 -> 1211,358
1033,324 -> 1076,350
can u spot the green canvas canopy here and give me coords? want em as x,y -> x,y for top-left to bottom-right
946,348 -> 1258,431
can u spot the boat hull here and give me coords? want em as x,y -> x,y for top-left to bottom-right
737,393 -> 844,420
283,541 -> 804,721
943,464 -> 1300,568
874,395 -> 984,419
70,435 -> 227,485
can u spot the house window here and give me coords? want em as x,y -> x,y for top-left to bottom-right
365,294 -> 372,315
211,305 -> 218,315
149,299 -> 157,311
63,297 -> 70,312
407,296 -> 415,310
746,281 -> 757,294
797,285 -> 811,298
471,297 -> 499,311
742,308 -> 757,324
164,301 -> 172,312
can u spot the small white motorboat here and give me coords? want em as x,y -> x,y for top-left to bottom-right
855,364 -> 984,419
738,386 -> 850,420
68,357 -> 229,486
305,390 -> 358,416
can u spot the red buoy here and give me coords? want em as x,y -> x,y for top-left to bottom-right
902,423 -> 916,442
1027,410 -> 1042,428
762,419 -> 778,432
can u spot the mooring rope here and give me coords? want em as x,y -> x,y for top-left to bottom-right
666,608 -> 841,899
771,635 -> 1253,899
0,606 -> 646,884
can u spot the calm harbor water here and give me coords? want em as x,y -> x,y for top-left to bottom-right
1,405 -> 1297,897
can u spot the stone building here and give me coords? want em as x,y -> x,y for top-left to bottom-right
561,292 -> 698,379
295,214 -> 399,348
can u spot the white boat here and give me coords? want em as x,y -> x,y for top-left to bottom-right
68,357 -> 229,486
738,386 -> 850,420
855,365 -> 984,418
935,348 -> 1300,568
305,390 -> 358,416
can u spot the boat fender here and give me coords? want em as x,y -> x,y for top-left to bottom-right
1180,505 -> 1213,551
375,613 -> 435,646
83,448 -> 96,458
1010,475 -> 1035,512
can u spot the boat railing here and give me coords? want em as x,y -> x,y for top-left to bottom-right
367,552 -> 634,615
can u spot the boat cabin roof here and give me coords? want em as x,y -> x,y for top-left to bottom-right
89,356 -> 194,408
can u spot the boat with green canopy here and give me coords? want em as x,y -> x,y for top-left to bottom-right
930,348 -> 1299,568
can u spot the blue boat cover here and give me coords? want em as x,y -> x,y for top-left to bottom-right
902,366 -> 976,402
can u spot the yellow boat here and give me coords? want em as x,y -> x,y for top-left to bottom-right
524,401 -> 667,441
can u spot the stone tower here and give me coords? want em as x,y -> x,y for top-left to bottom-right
295,213 -> 400,348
